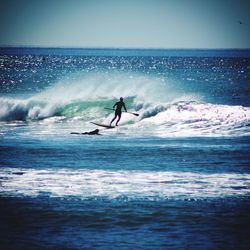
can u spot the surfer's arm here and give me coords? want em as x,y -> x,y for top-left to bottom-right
113,102 -> 118,109
123,103 -> 127,112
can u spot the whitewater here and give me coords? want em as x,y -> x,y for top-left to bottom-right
0,49 -> 250,250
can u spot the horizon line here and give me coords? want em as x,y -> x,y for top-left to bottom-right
0,45 -> 250,50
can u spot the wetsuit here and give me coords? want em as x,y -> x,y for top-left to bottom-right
113,101 -> 127,115
110,100 -> 127,126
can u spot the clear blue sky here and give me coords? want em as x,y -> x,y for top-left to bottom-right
1,0 -> 249,48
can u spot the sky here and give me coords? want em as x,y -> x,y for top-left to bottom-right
0,0 -> 249,48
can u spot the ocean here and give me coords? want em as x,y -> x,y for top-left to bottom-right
0,48 -> 250,249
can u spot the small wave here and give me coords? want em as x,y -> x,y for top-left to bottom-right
0,168 -> 249,200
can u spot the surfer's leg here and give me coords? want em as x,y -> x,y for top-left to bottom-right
110,115 -> 117,125
116,114 -> 121,126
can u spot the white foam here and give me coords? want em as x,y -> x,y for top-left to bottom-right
136,102 -> 250,137
0,97 -> 63,121
1,168 -> 249,200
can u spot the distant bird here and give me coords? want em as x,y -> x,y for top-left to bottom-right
238,20 -> 247,25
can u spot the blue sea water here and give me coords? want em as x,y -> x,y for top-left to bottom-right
0,48 -> 250,249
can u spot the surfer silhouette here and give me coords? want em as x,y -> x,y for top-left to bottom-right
110,97 -> 127,126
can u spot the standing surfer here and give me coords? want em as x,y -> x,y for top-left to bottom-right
110,97 -> 127,126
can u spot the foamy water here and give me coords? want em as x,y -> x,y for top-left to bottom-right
1,168 -> 249,199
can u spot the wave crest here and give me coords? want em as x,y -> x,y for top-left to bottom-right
0,98 -> 62,121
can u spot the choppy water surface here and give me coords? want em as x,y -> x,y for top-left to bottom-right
0,48 -> 250,249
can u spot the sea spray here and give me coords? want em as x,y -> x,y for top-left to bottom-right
0,72 -> 194,121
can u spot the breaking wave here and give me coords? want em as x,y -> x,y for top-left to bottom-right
0,72 -> 249,137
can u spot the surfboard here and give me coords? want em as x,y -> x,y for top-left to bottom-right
90,122 -> 115,129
